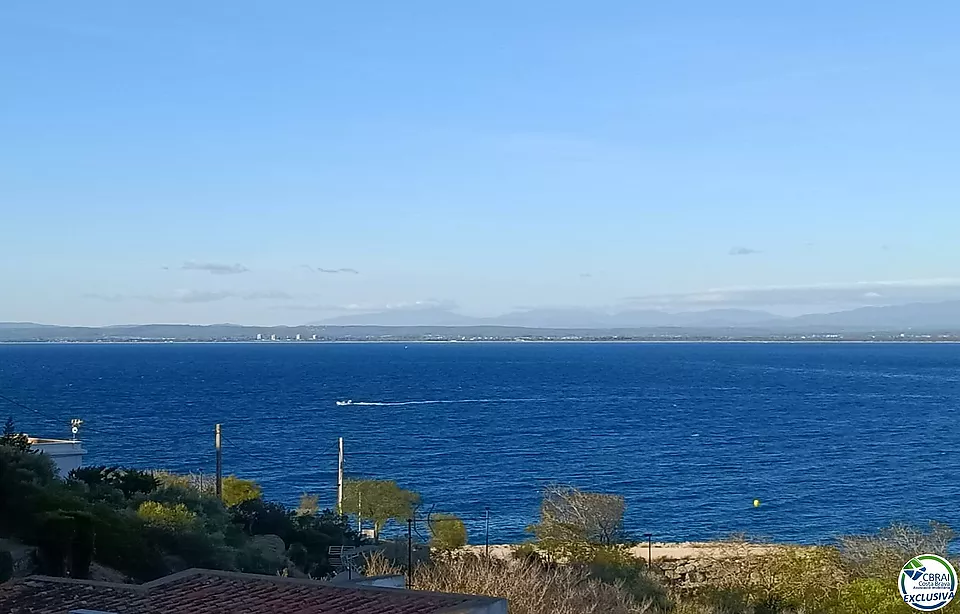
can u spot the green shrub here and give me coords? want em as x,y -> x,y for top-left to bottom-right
429,513 -> 468,551
833,577 -> 911,614
137,501 -> 198,530
0,418 -> 30,452
86,505 -> 163,580
70,466 -> 159,500
222,476 -> 262,507
578,545 -> 671,610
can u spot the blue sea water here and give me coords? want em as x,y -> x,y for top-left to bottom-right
1,342 -> 958,545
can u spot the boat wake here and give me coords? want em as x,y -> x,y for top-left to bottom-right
337,398 -> 545,407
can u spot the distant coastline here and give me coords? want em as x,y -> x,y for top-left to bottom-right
3,338 -> 960,345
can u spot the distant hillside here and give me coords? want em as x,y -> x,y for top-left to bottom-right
783,300 -> 960,330
314,308 -> 782,328
0,322 -> 56,329
3,301 -> 960,341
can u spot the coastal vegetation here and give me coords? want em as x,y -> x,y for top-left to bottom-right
1,432 -> 953,613
341,478 -> 420,542
358,485 -> 952,614
0,430 -> 356,581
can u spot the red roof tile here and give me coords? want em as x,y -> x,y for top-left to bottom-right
0,569 -> 502,614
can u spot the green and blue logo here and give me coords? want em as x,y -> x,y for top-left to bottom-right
899,554 -> 956,611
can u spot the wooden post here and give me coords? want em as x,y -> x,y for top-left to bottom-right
337,437 -> 344,515
215,424 -> 223,500
406,518 -> 413,588
484,507 -> 490,557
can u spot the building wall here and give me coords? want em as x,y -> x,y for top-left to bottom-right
28,440 -> 86,476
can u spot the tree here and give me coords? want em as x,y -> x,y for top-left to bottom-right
529,485 -> 625,549
297,493 -> 319,516
137,501 -> 198,530
69,466 -> 159,499
342,479 -> 420,542
222,475 -> 262,507
0,417 -> 30,452
429,513 -> 468,550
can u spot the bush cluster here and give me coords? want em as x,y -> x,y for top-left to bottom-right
0,443 -> 357,581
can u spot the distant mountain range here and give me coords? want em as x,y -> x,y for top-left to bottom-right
312,301 -> 960,330
311,307 -> 784,328
3,300 -> 960,341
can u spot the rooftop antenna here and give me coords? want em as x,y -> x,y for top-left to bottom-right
70,418 -> 83,441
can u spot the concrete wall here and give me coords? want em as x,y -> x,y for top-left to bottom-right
28,439 -> 86,476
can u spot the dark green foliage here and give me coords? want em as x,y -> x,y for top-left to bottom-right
0,550 -> 13,583
228,500 -> 358,577
87,504 -> 166,580
36,512 -> 74,576
285,511 -> 359,577
0,444 -> 58,537
66,511 -> 95,579
0,445 -> 356,582
230,499 -> 292,536
0,418 -> 30,452
69,466 -> 160,499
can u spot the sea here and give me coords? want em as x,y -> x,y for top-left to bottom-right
1,342 -> 958,545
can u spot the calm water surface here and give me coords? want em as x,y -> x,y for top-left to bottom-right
2,342 -> 958,543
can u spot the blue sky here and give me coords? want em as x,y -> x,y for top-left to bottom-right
2,1 -> 959,325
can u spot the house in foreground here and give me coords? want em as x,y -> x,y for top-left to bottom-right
0,568 -> 507,614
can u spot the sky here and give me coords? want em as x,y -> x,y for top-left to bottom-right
2,1 -> 959,325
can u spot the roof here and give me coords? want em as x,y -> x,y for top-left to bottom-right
0,568 -> 503,614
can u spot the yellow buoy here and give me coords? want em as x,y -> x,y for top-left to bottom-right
753,499 -> 761,508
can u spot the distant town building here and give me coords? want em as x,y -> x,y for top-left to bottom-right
270,334 -> 277,341
312,334 -> 318,340
256,333 -> 263,341
296,334 -> 302,341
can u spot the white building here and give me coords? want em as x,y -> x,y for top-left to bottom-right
295,334 -> 302,341
270,334 -> 277,341
256,333 -> 263,341
27,437 -> 86,476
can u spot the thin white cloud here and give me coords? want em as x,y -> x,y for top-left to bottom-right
279,299 -> 458,313
181,261 -> 250,275
85,290 -> 294,304
623,278 -> 960,308
729,246 -> 761,256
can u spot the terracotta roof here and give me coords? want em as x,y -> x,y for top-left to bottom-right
0,569 -> 502,614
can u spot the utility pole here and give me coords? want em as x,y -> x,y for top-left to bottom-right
643,533 -> 653,568
357,490 -> 362,533
215,424 -> 223,500
484,507 -> 490,557
337,437 -> 344,515
406,518 -> 413,588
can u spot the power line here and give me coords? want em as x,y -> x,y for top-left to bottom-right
0,392 -> 46,417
